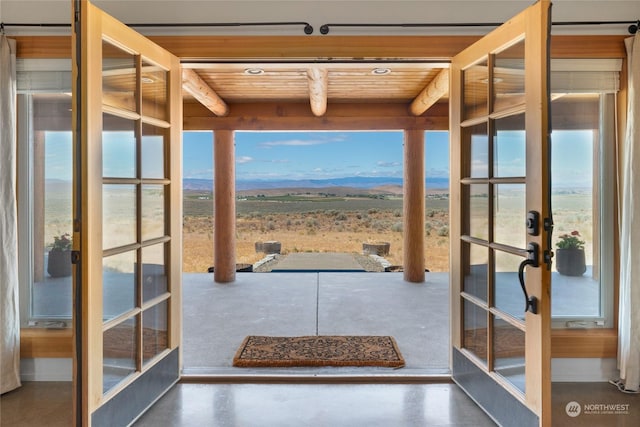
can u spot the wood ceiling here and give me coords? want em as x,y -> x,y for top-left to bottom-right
181,61 -> 450,117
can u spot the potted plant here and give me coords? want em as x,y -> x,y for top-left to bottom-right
555,230 -> 586,276
47,233 -> 72,277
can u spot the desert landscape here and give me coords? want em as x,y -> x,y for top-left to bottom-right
40,180 -> 594,276
183,184 -> 451,273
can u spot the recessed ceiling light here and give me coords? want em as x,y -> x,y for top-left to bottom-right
371,68 -> 391,76
244,68 -> 265,75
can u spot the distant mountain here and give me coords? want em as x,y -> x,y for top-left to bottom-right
184,176 -> 449,191
182,178 -> 215,191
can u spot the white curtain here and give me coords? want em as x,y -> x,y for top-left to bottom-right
0,34 -> 21,394
617,32 -> 640,393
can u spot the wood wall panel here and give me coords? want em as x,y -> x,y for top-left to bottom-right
20,329 -> 73,358
14,35 -> 627,60
20,327 -> 617,359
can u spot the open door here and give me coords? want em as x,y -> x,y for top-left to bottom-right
450,1 -> 552,426
71,1 -> 182,425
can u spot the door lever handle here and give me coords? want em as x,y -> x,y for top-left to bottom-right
518,242 -> 539,314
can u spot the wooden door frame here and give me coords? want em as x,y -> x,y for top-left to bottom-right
449,1 -> 552,425
72,1 -> 182,425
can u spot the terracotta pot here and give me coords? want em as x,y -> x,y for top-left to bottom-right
47,249 -> 72,277
556,248 -> 586,276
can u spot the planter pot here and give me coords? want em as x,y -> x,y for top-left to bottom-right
556,248 -> 586,276
48,249 -> 72,277
255,241 -> 281,254
362,242 -> 390,256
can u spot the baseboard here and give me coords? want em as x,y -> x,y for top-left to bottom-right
20,358 -> 72,381
552,358 -> 618,382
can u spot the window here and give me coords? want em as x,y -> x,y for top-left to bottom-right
17,60 -> 73,326
549,59 -> 620,327
550,93 -> 617,327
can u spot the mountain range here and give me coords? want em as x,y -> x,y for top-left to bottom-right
183,177 -> 449,191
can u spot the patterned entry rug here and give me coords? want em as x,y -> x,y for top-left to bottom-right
233,335 -> 405,368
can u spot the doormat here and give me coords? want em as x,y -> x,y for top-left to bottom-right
233,335 -> 405,368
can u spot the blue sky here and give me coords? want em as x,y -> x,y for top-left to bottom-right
44,129 -> 592,187
184,130 -> 450,181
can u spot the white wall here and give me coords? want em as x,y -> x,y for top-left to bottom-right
20,358 -> 73,381
2,1 -> 639,36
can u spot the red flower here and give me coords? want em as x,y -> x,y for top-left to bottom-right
571,230 -> 580,236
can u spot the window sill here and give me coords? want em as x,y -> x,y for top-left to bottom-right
20,328 -> 73,358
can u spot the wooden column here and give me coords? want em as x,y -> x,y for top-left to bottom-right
403,129 -> 425,282
214,130 -> 236,283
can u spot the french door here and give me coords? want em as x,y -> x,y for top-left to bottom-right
450,1 -> 552,426
72,1 -> 182,425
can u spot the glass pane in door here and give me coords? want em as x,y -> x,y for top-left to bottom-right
141,244 -> 167,303
465,123 -> 489,178
494,184 -> 526,249
140,60 -> 167,121
102,41 -> 136,113
142,301 -> 169,365
463,59 -> 489,120
463,299 -> 488,364
494,114 -> 525,178
493,314 -> 526,393
494,251 -> 526,320
103,184 -> 137,250
141,185 -> 165,241
141,124 -> 166,179
103,251 -> 136,321
468,184 -> 489,241
103,113 -> 136,178
103,316 -> 137,393
463,242 -> 488,302
493,40 -> 525,112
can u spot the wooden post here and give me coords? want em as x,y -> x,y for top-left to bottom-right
403,129 -> 425,282
214,130 -> 236,283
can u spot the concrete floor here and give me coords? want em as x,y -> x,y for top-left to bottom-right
182,269 -> 600,376
182,272 -> 450,376
3,381 -> 638,426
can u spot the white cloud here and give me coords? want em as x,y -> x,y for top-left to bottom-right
259,135 -> 346,148
377,161 -> 401,167
236,156 -> 253,164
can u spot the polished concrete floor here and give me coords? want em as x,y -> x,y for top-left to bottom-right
3,381 -> 639,426
182,270 -> 598,377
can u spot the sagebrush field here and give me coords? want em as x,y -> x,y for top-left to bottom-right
182,189 -> 451,273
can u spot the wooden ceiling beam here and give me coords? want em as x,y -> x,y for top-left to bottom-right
181,68 -> 229,117
306,68 -> 328,116
410,68 -> 449,116
183,101 -> 449,131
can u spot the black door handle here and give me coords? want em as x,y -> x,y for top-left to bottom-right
518,242 -> 539,314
